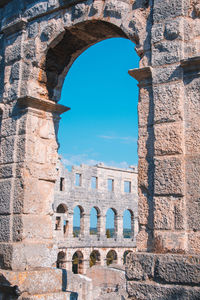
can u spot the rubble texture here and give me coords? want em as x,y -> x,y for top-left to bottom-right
0,0 -> 199,299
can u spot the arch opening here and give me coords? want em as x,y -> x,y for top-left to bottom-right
90,207 -> 100,236
123,209 -> 134,239
106,208 -> 117,238
72,251 -> 84,274
56,203 -> 68,214
73,206 -> 84,237
89,250 -> 101,268
57,251 -> 66,269
44,20 -> 128,101
106,250 -> 117,266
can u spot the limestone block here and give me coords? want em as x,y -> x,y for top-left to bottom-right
154,123 -> 183,156
188,232 -> 200,254
1,117 -> 18,137
5,242 -> 58,270
127,281 -> 200,300
72,3 -> 88,20
151,23 -> 164,44
0,215 -> 10,242
154,231 -> 186,253
154,255 -> 200,285
5,39 -> 22,65
0,268 -> 63,295
174,199 -> 185,230
28,22 -> 39,39
153,83 -> 183,123
0,136 -> 15,163
185,157 -> 200,231
24,1 -> 59,18
185,77 -> 200,154
23,178 -> 54,214
138,194 -> 149,226
154,157 -> 184,195
153,0 -> 189,23
152,41 -> 182,66
0,164 -> 13,178
20,292 -> 71,300
138,158 -> 154,194
104,0 -> 129,20
0,244 -> 13,269
9,61 -> 20,83
153,65 -> 182,84
138,126 -> 154,158
138,87 -> 153,127
21,215 -> 53,241
0,179 -> 12,214
164,20 -> 181,41
154,196 -> 174,230
126,253 -> 154,281
136,229 -> 149,252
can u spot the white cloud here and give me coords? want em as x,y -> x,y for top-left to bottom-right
61,154 -> 130,169
98,135 -> 137,144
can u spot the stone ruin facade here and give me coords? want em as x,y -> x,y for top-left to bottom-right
0,0 -> 200,299
53,160 -> 138,274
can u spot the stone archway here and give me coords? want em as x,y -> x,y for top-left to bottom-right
0,0 -> 200,299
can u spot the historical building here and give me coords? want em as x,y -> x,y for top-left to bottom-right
54,159 -> 138,274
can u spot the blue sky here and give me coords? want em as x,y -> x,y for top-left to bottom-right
58,37 -> 139,170
59,37 -> 139,228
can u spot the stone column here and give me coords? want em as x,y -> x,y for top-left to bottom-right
129,67 -> 154,252
0,96 -> 69,271
68,212 -> 74,238
99,215 -> 106,238
116,215 -> 123,240
82,213 -> 90,238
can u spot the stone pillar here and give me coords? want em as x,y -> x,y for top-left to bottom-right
82,213 -> 90,238
68,212 -> 74,238
129,67 -> 154,252
116,215 -> 123,240
134,216 -> 139,240
0,96 -> 69,271
100,215 -> 106,238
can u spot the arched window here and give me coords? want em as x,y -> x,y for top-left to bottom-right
56,251 -> 66,269
55,204 -> 68,234
106,208 -> 117,238
56,204 -> 67,213
123,209 -> 134,239
89,250 -> 101,267
72,251 -> 84,274
123,250 -> 133,264
106,250 -> 117,266
73,206 -> 84,237
90,207 -> 100,236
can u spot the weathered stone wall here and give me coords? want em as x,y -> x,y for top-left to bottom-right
0,0 -> 199,299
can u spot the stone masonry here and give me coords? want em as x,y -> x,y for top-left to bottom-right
54,159 -> 138,274
0,0 -> 200,299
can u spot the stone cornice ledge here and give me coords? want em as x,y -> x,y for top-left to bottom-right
2,18 -> 27,35
17,96 -> 70,114
128,67 -> 152,86
181,56 -> 200,73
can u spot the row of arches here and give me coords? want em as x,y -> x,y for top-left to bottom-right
55,204 -> 135,239
57,249 -> 133,275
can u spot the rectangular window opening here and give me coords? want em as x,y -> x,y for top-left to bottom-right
75,173 -> 81,186
124,181 -> 131,193
60,177 -> 65,191
91,176 -> 98,189
108,179 -> 114,191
